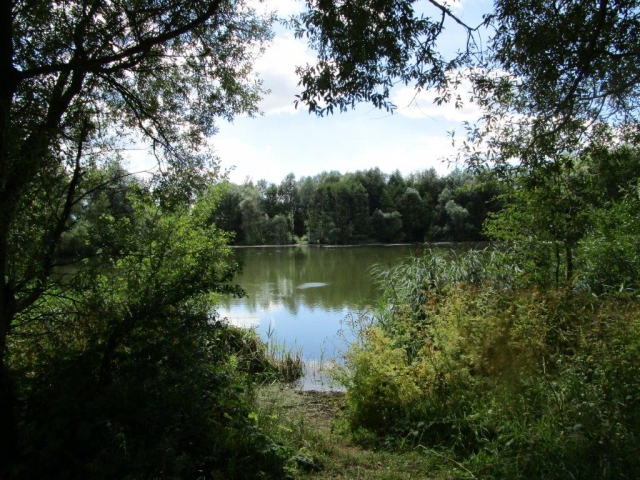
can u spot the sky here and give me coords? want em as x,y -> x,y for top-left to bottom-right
128,0 -> 493,185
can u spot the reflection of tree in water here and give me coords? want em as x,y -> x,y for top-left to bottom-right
223,246 -> 429,313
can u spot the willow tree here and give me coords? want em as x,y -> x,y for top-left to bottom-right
290,0 -> 487,115
292,0 -> 640,159
0,0 -> 271,465
292,0 -> 640,283
470,0 -> 640,167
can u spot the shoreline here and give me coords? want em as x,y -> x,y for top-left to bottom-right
230,241 -> 490,249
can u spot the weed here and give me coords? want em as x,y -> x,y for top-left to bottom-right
336,251 -> 640,478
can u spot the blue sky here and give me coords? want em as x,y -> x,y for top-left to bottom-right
127,0 -> 493,184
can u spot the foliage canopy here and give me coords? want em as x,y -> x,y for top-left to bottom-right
293,0 -> 640,166
1,0 -> 274,474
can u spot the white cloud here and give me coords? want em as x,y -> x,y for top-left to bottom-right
214,135 -> 293,183
444,0 -> 466,11
248,0 -> 304,17
391,84 -> 482,123
255,34 -> 314,115
345,134 -> 462,176
213,91 -> 482,185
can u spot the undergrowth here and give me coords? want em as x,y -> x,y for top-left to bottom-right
9,317 -> 305,480
334,251 -> 640,479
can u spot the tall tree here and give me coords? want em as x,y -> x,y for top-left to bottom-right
354,168 -> 387,215
278,173 -> 299,233
1,0 -> 271,465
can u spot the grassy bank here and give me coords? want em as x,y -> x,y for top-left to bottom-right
255,284 -> 640,478
318,251 -> 640,479
254,385 -> 448,479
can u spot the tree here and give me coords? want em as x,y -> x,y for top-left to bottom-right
239,185 -> 267,245
291,0 -> 485,115
278,173 -> 299,233
334,177 -> 371,243
13,184 -> 248,478
210,181 -> 245,243
293,1 -> 640,165
485,146 -> 640,288
486,0 -> 640,141
354,168 -> 388,215
397,187 -> 427,241
387,170 -> 407,205
449,1 -> 639,176
267,214 -> 293,245
297,176 -> 317,238
58,162 -> 139,259
263,182 -> 282,218
1,0 -> 271,467
411,168 -> 444,208
292,0 -> 640,266
371,209 -> 404,243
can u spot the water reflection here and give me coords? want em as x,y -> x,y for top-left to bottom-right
217,244 -> 484,389
297,282 -> 329,289
217,246 -> 425,359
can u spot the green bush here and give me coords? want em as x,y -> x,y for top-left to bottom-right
7,187 -> 303,480
12,311 -> 301,479
575,194 -> 640,293
340,253 -> 640,478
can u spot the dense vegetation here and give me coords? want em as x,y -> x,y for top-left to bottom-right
0,1 -> 307,478
324,148 -> 640,479
2,0 -> 640,478
213,168 -> 503,245
6,166 -> 308,478
289,0 -> 640,477
340,258 -> 640,478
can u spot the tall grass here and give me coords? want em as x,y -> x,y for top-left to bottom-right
337,249 -> 640,478
222,324 -> 304,384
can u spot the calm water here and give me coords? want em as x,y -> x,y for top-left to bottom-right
217,244 -> 486,388
219,245 -> 423,347
218,245 -> 464,388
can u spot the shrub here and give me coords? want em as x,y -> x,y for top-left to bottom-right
12,313 -> 299,480
340,252 -> 640,478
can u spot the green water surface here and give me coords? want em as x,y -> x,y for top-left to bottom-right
219,247 -> 457,369
217,244 -> 485,388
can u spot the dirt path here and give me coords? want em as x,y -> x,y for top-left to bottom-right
280,389 -> 442,480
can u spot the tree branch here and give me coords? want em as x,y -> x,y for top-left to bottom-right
18,0 -> 223,81
16,122 -> 90,313
427,0 -> 484,32
554,0 -> 610,117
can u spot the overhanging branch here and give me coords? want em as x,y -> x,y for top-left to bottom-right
18,0 -> 223,81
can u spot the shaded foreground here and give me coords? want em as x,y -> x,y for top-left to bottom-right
255,386 -> 446,479
8,248 -> 640,479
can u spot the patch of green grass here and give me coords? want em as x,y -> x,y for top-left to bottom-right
254,385 -> 453,479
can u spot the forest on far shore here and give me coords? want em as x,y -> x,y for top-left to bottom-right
213,168 -> 504,245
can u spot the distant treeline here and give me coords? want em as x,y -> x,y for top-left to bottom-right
212,168 -> 504,245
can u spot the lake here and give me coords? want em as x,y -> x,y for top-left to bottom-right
217,244 -> 481,389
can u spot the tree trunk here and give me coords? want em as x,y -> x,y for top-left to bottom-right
0,350 -> 19,474
0,0 -> 20,469
0,235 -> 19,472
566,246 -> 573,282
